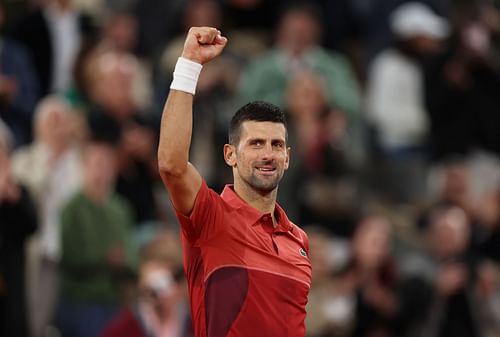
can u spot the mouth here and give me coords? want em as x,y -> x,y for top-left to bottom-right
255,165 -> 277,176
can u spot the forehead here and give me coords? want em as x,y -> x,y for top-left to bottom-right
239,121 -> 287,142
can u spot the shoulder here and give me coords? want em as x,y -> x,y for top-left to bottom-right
60,191 -> 86,218
1,38 -> 31,59
290,221 -> 309,242
109,194 -> 134,218
244,49 -> 280,71
371,49 -> 412,70
11,9 -> 46,33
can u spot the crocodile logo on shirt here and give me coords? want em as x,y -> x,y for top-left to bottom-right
299,248 -> 307,257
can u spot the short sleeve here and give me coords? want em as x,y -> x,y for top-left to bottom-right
175,179 -> 225,244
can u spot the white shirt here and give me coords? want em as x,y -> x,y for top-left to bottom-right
12,143 -> 82,260
365,49 -> 430,149
44,6 -> 81,93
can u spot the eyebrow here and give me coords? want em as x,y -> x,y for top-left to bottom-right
247,137 -> 286,143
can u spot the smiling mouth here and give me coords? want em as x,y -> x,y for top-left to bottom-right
256,166 -> 277,175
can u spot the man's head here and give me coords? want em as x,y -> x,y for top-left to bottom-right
82,140 -> 118,201
276,3 -> 322,56
34,95 -> 75,149
224,101 -> 289,194
228,101 -> 287,146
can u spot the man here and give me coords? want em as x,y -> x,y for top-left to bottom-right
8,0 -> 95,96
0,2 -> 39,146
57,138 -> 133,337
158,27 -> 312,337
0,120 -> 37,337
100,230 -> 193,337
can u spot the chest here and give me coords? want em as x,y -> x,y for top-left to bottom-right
199,216 -> 311,285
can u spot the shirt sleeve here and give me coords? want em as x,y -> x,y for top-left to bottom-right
175,179 -> 225,244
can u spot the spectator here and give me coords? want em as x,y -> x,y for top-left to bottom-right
397,205 -> 500,337
306,214 -> 398,337
56,138 -> 134,337
365,2 -> 449,203
279,70 -> 359,236
96,11 -> 153,112
472,188 -> 500,263
425,4 -> 500,160
0,3 -> 39,146
238,2 -> 361,121
11,95 -> 84,337
86,50 -> 159,225
305,226 -> 350,337
346,214 -> 398,337
0,120 -> 38,337
8,0 -> 96,96
100,230 -> 193,337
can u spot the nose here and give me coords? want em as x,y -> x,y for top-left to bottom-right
260,143 -> 274,160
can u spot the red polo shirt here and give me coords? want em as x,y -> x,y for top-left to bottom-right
176,180 -> 312,337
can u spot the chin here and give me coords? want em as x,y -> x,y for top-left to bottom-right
249,178 -> 281,194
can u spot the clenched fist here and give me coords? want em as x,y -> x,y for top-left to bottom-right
181,27 -> 228,65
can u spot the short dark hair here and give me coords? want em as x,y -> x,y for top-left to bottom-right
228,101 -> 287,145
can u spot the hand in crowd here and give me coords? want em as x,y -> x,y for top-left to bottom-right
436,262 -> 468,297
0,150 -> 20,203
106,245 -> 126,268
0,74 -> 18,104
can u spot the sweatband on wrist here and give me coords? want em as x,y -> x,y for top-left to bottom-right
170,57 -> 203,95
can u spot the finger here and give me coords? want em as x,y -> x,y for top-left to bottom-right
215,33 -> 228,45
195,27 -> 221,44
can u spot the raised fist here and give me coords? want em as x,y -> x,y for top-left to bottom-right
181,27 -> 228,65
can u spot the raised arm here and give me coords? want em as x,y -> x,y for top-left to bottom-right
158,27 -> 227,215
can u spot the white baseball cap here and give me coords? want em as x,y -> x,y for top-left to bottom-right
390,2 -> 450,39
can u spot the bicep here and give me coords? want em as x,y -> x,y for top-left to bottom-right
160,162 -> 203,216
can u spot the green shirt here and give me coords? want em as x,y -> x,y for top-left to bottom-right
238,47 -> 361,119
60,191 -> 133,305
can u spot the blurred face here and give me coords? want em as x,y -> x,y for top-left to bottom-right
184,0 -> 221,29
353,216 -> 391,270
139,261 -> 177,302
278,11 -> 320,55
36,103 -> 73,148
286,71 -> 327,118
430,208 -> 470,259
225,121 -> 289,193
409,35 -> 441,54
443,164 -> 469,202
104,15 -> 138,52
83,143 -> 117,191
93,53 -> 137,119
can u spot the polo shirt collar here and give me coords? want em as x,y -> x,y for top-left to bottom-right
221,185 -> 293,233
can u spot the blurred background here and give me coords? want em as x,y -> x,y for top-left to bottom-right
1,0 -> 500,336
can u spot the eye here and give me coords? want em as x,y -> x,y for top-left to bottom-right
250,139 -> 263,147
272,141 -> 285,149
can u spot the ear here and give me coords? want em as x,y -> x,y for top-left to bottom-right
284,146 -> 291,170
223,144 -> 237,167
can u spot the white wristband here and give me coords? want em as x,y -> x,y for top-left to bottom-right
170,57 -> 203,95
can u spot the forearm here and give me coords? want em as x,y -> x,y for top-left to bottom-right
158,89 -> 194,177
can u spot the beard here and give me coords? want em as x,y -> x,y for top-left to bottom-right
243,167 -> 284,194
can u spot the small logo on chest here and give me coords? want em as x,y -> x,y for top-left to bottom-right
299,248 -> 308,257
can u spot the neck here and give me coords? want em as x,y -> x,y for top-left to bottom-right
84,184 -> 110,204
234,179 -> 277,216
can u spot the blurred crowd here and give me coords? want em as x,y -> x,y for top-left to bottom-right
1,0 -> 500,337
